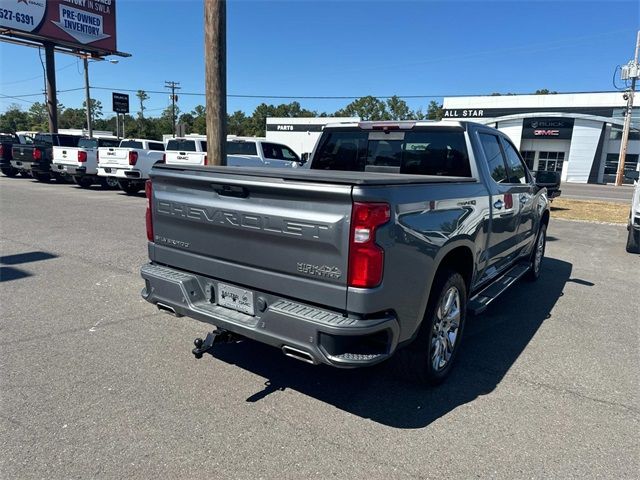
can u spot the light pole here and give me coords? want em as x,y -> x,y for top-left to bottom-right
83,56 -> 119,138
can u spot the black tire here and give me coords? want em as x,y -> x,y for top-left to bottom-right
1,166 -> 18,177
526,223 -> 547,281
393,269 -> 467,385
32,172 -> 51,182
626,226 -> 640,254
118,180 -> 142,195
73,176 -> 94,188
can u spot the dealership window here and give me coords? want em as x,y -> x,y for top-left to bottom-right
538,151 -> 565,172
521,151 -> 535,170
609,125 -> 640,141
604,153 -> 639,175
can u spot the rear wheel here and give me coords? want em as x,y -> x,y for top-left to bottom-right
32,172 -> 51,182
394,269 -> 467,385
100,177 -> 119,189
73,176 -> 94,188
526,224 -> 547,281
118,180 -> 142,195
1,166 -> 18,177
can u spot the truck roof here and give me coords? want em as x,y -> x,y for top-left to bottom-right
323,120 -> 471,129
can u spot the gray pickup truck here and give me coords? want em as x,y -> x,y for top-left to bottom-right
141,121 -> 550,384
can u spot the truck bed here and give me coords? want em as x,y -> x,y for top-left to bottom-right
153,164 -> 478,185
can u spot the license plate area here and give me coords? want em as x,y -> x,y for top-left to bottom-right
217,283 -> 255,316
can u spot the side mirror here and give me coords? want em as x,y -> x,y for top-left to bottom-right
624,171 -> 639,181
300,152 -> 309,165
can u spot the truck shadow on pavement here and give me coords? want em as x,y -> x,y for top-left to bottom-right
208,257 -> 573,429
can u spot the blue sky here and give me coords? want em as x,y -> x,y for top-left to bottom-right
0,0 -> 638,117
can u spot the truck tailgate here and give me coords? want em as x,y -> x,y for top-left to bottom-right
53,146 -> 82,166
98,147 -> 131,166
11,145 -> 34,163
149,167 -> 354,310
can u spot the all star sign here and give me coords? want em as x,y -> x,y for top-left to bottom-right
0,0 -> 117,54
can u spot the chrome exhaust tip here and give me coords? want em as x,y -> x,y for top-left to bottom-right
282,345 -> 316,365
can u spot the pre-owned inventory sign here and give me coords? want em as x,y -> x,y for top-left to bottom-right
0,0 -> 117,54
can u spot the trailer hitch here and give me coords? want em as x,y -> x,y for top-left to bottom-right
192,328 -> 236,359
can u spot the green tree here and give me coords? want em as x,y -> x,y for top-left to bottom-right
426,100 -> 444,120
334,96 -> 389,120
82,99 -> 103,126
386,96 -> 412,120
534,89 -> 557,95
136,90 -> 149,118
0,104 -> 31,132
28,102 -> 48,130
191,105 -> 206,134
59,108 -> 85,129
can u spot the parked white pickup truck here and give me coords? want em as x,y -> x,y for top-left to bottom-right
97,138 -> 165,194
164,135 -> 301,167
52,137 -> 120,188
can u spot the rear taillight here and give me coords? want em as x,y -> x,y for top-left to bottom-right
32,148 -> 42,160
96,150 -> 99,163
78,151 -> 87,163
348,202 -> 390,288
129,151 -> 138,166
145,180 -> 153,242
0,145 -> 4,156
204,155 -> 208,166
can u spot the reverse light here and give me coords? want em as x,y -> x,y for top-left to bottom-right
348,202 -> 390,288
145,180 -> 153,242
128,151 -> 138,166
78,151 -> 87,163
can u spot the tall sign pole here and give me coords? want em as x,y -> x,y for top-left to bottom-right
44,42 -> 58,133
615,30 -> 640,186
204,0 -> 227,166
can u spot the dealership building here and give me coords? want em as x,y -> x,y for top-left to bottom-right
442,92 -> 640,184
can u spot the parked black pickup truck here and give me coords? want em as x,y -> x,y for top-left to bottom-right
11,133 -> 82,182
0,133 -> 30,177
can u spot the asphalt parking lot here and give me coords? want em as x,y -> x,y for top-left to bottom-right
1,176 -> 638,479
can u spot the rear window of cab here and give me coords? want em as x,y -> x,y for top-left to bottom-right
312,128 -> 471,177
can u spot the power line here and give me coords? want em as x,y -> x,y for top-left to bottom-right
0,93 -> 37,105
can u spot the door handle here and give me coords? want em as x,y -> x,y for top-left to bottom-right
493,200 -> 504,210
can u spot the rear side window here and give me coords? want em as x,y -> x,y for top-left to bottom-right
58,136 -> 81,147
34,134 -> 53,145
78,138 -> 98,149
227,141 -> 257,156
166,140 -> 195,151
98,139 -> 121,148
149,142 -> 165,151
119,140 -> 143,149
478,133 -> 508,183
261,142 -> 299,161
501,139 -> 528,184
311,128 -> 471,177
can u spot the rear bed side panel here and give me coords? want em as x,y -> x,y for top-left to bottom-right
349,181 -> 490,343
149,168 -> 354,311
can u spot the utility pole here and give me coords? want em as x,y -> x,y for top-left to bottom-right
204,0 -> 227,166
615,30 -> 640,186
83,56 -> 93,138
44,42 -> 58,133
164,80 -> 181,137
